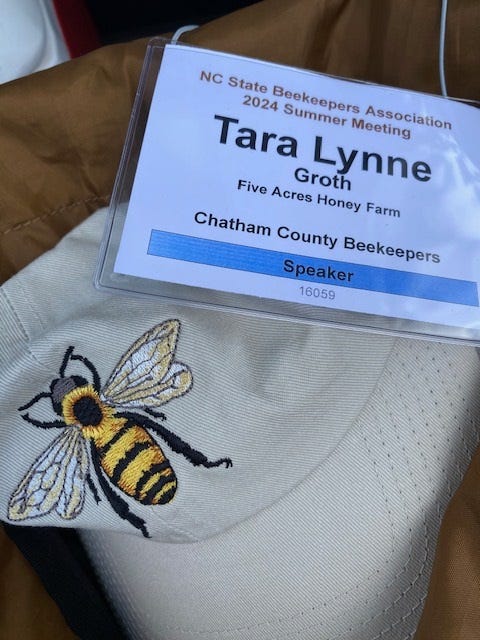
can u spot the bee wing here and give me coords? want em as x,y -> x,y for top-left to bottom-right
100,320 -> 193,408
8,428 -> 88,522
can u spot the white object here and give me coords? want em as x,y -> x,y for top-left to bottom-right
100,43 -> 480,342
0,0 -> 69,84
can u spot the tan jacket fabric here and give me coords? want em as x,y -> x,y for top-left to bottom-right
0,1 -> 479,638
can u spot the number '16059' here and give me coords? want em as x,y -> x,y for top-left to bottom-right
299,286 -> 336,300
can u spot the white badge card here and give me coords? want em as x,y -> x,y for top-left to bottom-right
96,38 -> 480,344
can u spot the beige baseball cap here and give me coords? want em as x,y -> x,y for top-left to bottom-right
1,208 -> 479,639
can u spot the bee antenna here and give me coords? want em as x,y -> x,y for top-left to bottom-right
59,346 -> 75,377
19,392 -> 52,412
70,353 -> 101,391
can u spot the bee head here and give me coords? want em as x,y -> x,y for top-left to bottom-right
50,375 -> 88,415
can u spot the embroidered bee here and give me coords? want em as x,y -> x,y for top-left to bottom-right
8,320 -> 232,537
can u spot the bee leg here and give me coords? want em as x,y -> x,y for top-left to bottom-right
20,413 -> 66,429
90,443 -> 150,538
87,475 -> 101,504
18,391 -> 51,412
144,408 -> 166,421
120,412 -> 233,470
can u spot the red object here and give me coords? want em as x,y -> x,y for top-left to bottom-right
52,0 -> 100,58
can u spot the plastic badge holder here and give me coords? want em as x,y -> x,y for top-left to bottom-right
96,37 -> 480,345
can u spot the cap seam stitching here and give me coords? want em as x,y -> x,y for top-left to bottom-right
10,275 -> 62,373
0,287 -> 51,372
0,194 -> 110,236
15,276 -> 47,334
0,287 -> 28,343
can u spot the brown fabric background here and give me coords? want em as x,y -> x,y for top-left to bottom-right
0,529 -> 77,639
0,1 -> 479,638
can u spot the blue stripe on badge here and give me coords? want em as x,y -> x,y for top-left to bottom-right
147,230 -> 479,307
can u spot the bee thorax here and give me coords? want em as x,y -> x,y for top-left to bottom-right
73,396 -> 103,426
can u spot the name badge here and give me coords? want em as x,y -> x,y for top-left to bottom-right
96,38 -> 480,344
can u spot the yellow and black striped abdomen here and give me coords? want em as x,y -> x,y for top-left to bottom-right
97,423 -> 177,505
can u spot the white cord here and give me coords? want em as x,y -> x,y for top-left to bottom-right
173,9 -> 451,95
172,25 -> 199,44
439,0 -> 449,97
